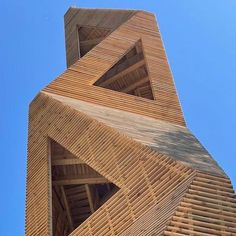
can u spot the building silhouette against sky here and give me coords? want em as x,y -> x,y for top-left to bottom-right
26,8 -> 236,236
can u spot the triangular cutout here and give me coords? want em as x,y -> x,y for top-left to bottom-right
78,26 -> 111,58
94,40 -> 154,100
50,139 -> 119,235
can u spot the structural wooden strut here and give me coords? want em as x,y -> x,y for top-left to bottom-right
52,159 -> 85,166
98,59 -> 145,87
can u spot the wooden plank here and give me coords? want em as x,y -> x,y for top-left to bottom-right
85,184 -> 95,213
80,37 -> 105,47
53,177 -> 110,186
60,186 -> 74,231
52,158 -> 85,166
99,59 -> 145,87
121,76 -> 149,93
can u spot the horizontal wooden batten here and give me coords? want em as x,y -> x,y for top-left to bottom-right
79,37 -> 106,47
121,76 -> 149,93
53,177 -> 110,186
52,159 -> 85,166
99,60 -> 145,87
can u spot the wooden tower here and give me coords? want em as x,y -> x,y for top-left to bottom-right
26,8 -> 236,236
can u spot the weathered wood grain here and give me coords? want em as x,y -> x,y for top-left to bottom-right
45,92 -> 225,177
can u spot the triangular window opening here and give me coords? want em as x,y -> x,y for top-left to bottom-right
94,40 -> 154,100
78,26 -> 111,58
50,139 -> 119,236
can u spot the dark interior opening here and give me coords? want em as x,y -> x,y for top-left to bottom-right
50,139 -> 119,235
94,40 -> 154,100
77,25 -> 111,58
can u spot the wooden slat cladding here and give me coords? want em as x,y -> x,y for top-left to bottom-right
44,10 -> 185,126
120,172 -> 196,235
44,93 -> 225,177
163,172 -> 236,236
26,8 -> 236,236
26,93 -> 193,236
121,172 -> 236,235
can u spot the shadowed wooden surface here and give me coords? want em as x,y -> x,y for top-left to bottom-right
44,92 -> 225,177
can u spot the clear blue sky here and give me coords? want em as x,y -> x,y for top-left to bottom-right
1,1 -> 236,235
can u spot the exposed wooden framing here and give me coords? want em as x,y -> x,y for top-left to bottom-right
106,183 -> 111,192
135,43 -> 142,54
60,186 -> 74,231
79,37 -> 105,47
76,25 -> 81,59
96,51 -> 143,83
134,85 -> 151,97
47,139 -> 53,236
85,184 -> 95,213
93,187 -> 100,210
52,158 -> 84,166
121,76 -> 149,93
53,177 -> 110,186
98,59 -> 145,87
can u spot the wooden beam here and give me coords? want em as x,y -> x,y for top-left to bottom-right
85,184 -> 95,213
135,42 -> 142,54
79,37 -> 105,47
53,177 -> 110,186
60,186 -> 74,231
106,183 -> 111,192
93,188 -> 100,210
134,85 -> 152,99
97,52 -> 143,83
51,151 -> 78,160
99,186 -> 119,206
99,59 -> 145,87
121,76 -> 149,93
52,158 -> 84,166
76,25 -> 81,59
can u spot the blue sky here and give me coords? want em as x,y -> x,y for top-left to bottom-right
1,0 -> 236,235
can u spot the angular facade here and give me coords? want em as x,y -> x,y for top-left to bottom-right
26,8 -> 236,236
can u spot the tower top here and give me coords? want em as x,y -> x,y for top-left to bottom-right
43,7 -> 185,126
